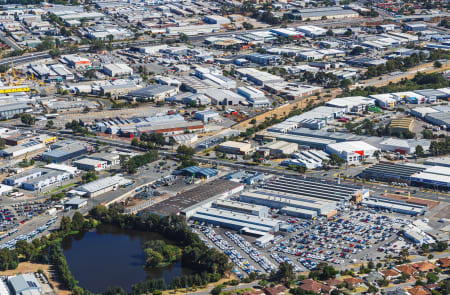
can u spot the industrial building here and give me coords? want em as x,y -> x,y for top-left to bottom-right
263,175 -> 366,203
361,196 -> 427,216
245,53 -> 281,66
95,114 -> 204,137
166,24 -> 220,36
410,166 -> 450,191
378,138 -> 430,155
126,84 -> 178,102
362,163 -> 426,183
213,199 -> 269,218
173,166 -> 218,179
146,179 -> 243,217
191,207 -> 281,233
64,197 -> 88,210
239,190 -> 337,217
280,206 -> 318,219
203,15 -> 231,25
326,96 -> 375,113
325,141 -> 379,163
8,274 -> 41,295
74,175 -> 132,198
194,110 -> 220,123
204,89 -> 244,106
0,140 -> 44,158
236,68 -> 284,86
103,64 -> 133,77
4,166 -> 74,191
0,103 -> 33,120
42,140 -> 91,163
389,118 -> 414,133
73,158 -> 107,171
281,149 -> 330,169
295,7 -> 359,21
255,131 -> 336,150
217,141 -> 252,155
259,140 -> 298,157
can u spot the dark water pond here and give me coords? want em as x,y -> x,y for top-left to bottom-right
62,224 -> 194,293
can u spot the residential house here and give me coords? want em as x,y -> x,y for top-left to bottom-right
437,257 -> 450,270
299,279 -> 332,294
412,261 -> 436,273
406,286 -> 431,295
264,285 -> 287,295
364,271 -> 384,284
381,269 -> 401,280
343,277 -> 364,289
396,264 -> 418,276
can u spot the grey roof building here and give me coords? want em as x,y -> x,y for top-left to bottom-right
125,84 -> 178,101
0,103 -> 32,120
8,274 -> 41,295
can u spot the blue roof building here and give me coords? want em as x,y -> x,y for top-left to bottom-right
173,166 -> 218,179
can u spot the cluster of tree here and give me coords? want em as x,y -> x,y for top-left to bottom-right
176,145 -> 198,169
65,120 -> 92,135
300,72 -> 340,88
0,248 -> 19,271
120,150 -> 159,173
421,241 -> 449,253
20,114 -> 36,126
308,263 -> 338,281
440,19 -> 450,29
81,171 -> 98,184
364,53 -> 430,79
343,72 -> 450,98
49,245 -> 77,290
144,240 -> 181,268
140,133 -> 166,146
429,137 -> 450,156
18,159 -> 35,168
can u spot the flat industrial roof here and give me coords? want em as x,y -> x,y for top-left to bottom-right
146,179 -> 242,216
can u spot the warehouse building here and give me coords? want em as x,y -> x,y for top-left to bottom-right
259,140 -> 298,157
296,25 -> 327,37
126,85 -> 178,102
4,167 -> 73,191
424,157 -> 450,168
166,24 -> 220,36
0,140 -> 44,158
0,103 -> 32,120
245,53 -> 281,66
64,197 -> 88,210
280,206 -> 318,219
147,179 -> 243,217
326,96 -> 375,113
75,175 -> 132,198
361,196 -> 427,216
378,138 -> 430,155
362,163 -> 426,183
173,166 -> 218,180
326,141 -> 379,163
296,7 -> 359,21
410,166 -> 450,191
389,117 -> 414,134
191,207 -> 281,233
204,89 -> 244,106
42,141 -> 90,163
213,199 -> 269,218
270,28 -> 303,39
73,158 -> 107,171
217,141 -> 252,155
255,131 -> 336,150
236,68 -> 284,86
103,64 -> 133,77
194,110 -> 220,123
8,274 -> 41,295
263,175 -> 365,203
237,86 -> 270,107
204,15 -> 231,25
240,189 -> 337,216
282,149 -> 330,169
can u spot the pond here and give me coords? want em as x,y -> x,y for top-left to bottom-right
62,224 -> 194,293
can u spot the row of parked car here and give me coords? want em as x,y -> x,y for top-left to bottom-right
197,226 -> 257,277
0,217 -> 58,250
225,231 -> 276,273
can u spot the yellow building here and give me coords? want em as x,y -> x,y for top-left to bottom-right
389,117 -> 414,134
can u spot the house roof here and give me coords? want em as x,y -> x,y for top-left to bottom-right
382,269 -> 401,277
438,257 -> 450,268
406,286 -> 431,295
396,264 -> 418,275
264,285 -> 287,295
343,277 -> 364,286
300,279 -> 332,294
412,261 -> 436,272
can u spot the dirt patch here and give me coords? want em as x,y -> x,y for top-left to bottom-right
381,193 -> 440,210
0,262 -> 70,295
433,204 -> 450,219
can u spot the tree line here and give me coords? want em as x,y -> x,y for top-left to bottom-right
120,150 -> 159,173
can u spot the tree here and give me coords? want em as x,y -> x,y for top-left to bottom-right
367,283 -> 378,294
179,33 -> 189,42
46,120 -> 54,129
60,216 -> 72,233
20,114 -> 36,126
273,262 -> 295,282
415,145 -> 425,157
71,212 -> 84,231
434,61 -> 442,68
210,284 -> 224,295
426,272 -> 439,284
243,22 -> 254,30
